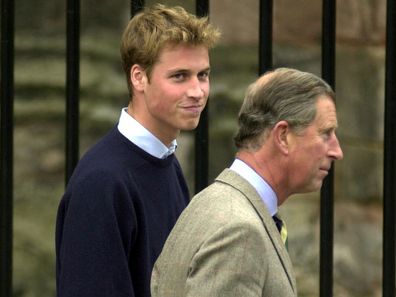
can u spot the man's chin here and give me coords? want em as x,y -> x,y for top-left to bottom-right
302,181 -> 324,194
181,120 -> 200,131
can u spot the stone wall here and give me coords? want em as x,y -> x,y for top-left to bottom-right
211,0 -> 386,45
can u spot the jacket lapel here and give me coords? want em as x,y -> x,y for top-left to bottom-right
215,169 -> 297,293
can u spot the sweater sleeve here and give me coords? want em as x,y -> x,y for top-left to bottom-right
56,171 -> 137,297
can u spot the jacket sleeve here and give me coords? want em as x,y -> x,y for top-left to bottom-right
184,221 -> 268,297
56,171 -> 137,297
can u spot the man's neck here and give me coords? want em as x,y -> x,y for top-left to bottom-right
236,150 -> 290,205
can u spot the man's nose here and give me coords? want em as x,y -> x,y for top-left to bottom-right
186,79 -> 204,99
329,134 -> 343,160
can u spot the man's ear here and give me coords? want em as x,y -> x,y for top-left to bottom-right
272,120 -> 290,155
130,64 -> 147,92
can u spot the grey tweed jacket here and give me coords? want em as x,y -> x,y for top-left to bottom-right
151,169 -> 297,297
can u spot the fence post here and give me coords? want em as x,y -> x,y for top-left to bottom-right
382,0 -> 396,296
65,0 -> 80,184
0,0 -> 14,295
194,0 -> 210,193
320,0 -> 336,296
131,0 -> 144,17
259,0 -> 273,74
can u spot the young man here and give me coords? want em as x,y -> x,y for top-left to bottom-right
151,68 -> 343,297
55,4 -> 220,297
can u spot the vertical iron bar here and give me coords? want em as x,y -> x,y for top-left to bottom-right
320,0 -> 336,296
131,0 -> 144,17
383,0 -> 396,296
0,0 -> 14,295
259,0 -> 273,74
194,0 -> 209,193
65,0 -> 80,184
196,0 -> 209,16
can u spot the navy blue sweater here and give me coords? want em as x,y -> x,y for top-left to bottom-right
56,127 -> 190,297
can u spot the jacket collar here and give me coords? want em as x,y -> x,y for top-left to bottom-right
215,168 -> 297,293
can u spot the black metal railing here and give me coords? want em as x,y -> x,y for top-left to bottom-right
65,0 -> 80,184
194,0 -> 210,193
0,0 -> 14,296
320,1 -> 336,296
131,0 -> 144,17
0,1 -> 395,297
259,0 -> 273,73
382,1 -> 396,297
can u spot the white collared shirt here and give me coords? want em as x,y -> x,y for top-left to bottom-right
117,108 -> 177,159
229,158 -> 278,216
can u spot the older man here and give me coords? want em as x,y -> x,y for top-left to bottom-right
151,68 -> 343,297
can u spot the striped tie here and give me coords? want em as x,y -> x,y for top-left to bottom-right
273,214 -> 288,248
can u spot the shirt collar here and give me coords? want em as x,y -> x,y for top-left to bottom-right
117,108 -> 177,159
229,158 -> 278,216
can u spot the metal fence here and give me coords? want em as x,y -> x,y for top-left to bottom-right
1,0 -> 395,296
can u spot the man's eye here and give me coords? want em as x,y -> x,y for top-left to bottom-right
198,71 -> 209,80
172,73 -> 186,81
322,130 -> 333,140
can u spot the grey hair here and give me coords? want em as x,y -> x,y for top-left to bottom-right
234,67 -> 335,151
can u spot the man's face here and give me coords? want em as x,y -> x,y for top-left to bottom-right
136,44 -> 210,145
287,96 -> 343,193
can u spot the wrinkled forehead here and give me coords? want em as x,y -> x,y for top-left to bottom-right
314,96 -> 338,129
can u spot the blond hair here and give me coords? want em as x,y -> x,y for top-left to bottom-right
120,4 -> 221,98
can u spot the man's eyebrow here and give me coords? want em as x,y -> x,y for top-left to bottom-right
199,67 -> 211,72
178,66 -> 211,71
167,66 -> 211,74
319,122 -> 338,133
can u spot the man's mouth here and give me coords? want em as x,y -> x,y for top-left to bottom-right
319,167 -> 330,176
182,104 -> 203,114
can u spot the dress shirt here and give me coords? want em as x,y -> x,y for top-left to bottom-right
230,158 -> 278,216
117,108 -> 177,159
